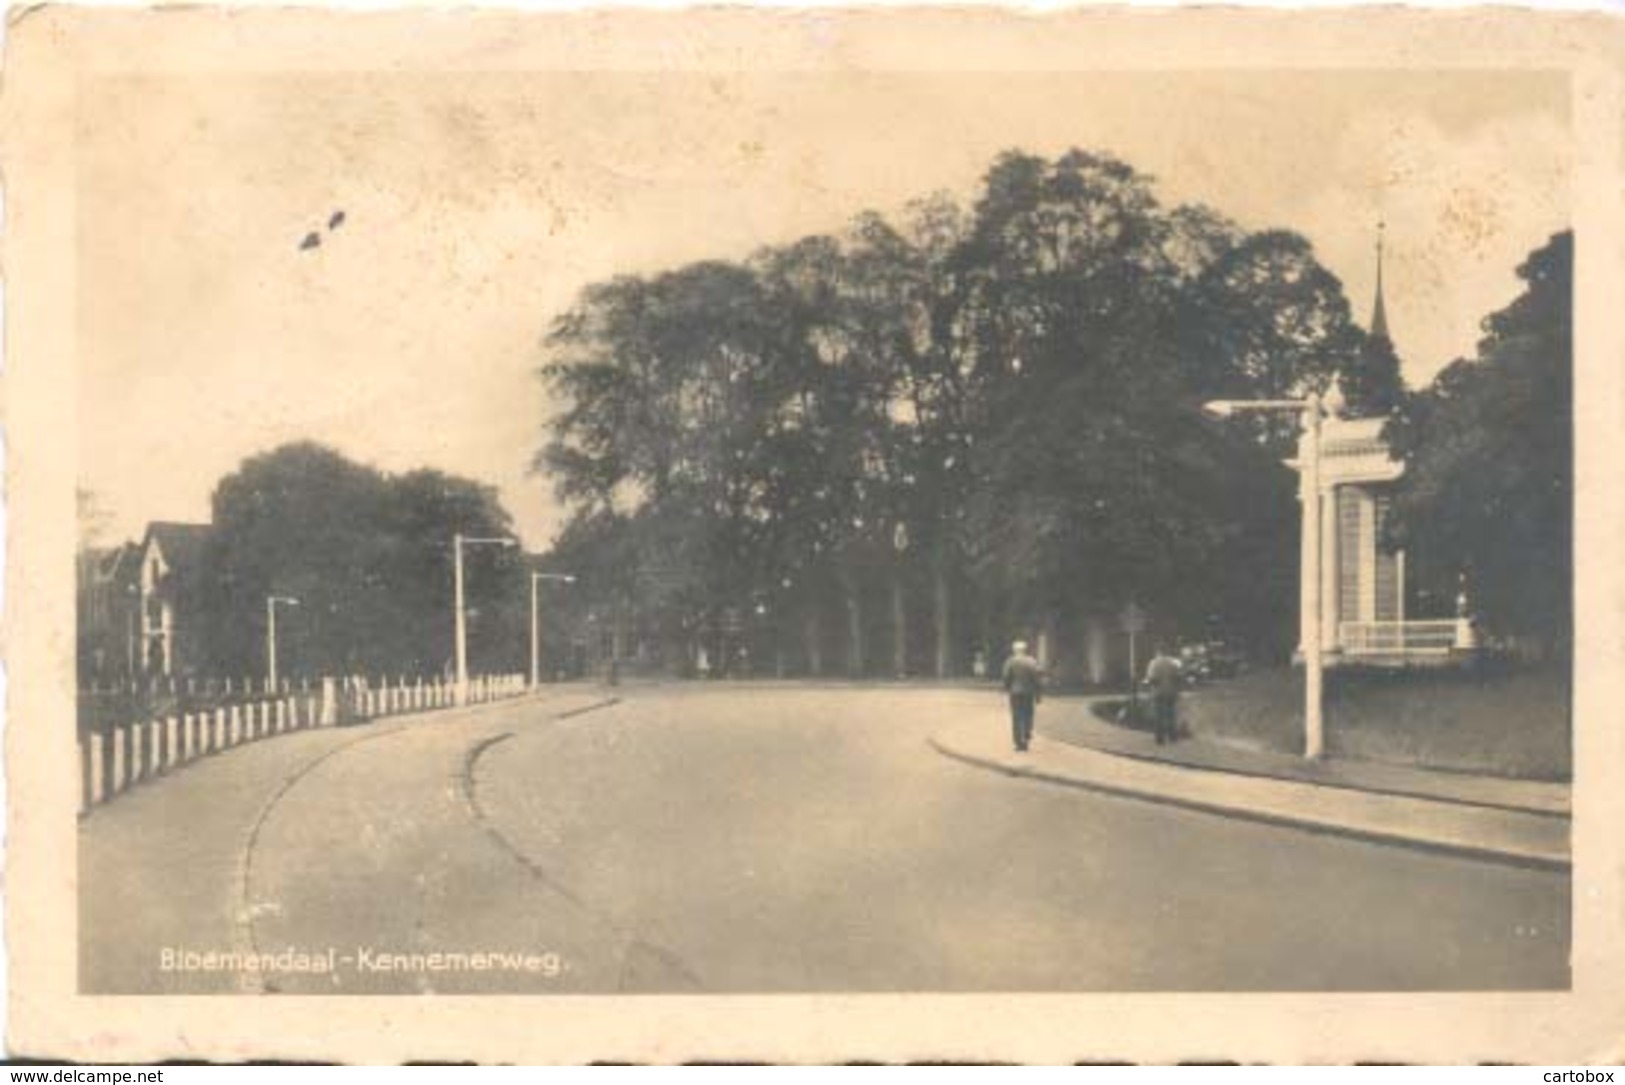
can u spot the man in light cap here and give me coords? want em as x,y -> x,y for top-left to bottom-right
1001,639 -> 1044,752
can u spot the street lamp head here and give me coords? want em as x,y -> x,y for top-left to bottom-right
459,534 -> 518,548
1204,397 -> 1314,418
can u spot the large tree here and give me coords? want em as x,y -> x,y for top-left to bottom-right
535,146 -> 1391,677
1183,229 -> 1401,451
948,152 -> 1302,645
1384,230 -> 1572,655
202,442 -> 524,679
539,259 -> 799,663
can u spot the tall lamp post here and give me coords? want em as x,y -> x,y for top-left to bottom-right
266,594 -> 300,692
454,532 -> 517,704
1204,392 -> 1327,760
529,572 -> 577,688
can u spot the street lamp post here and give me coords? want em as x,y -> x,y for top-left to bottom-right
454,532 -> 517,705
529,572 -> 577,688
1204,392 -> 1326,759
892,521 -> 910,679
266,595 -> 300,693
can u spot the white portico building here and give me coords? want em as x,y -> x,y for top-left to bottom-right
1292,230 -> 1474,667
1296,411 -> 1471,665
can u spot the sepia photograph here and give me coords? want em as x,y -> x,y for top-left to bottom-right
5,4 -> 1623,1065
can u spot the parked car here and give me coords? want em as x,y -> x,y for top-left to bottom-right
1178,643 -> 1211,683
1205,640 -> 1245,679
1178,639 -> 1246,683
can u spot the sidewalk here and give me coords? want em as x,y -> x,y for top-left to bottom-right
1043,702 -> 1570,817
930,708 -> 1569,872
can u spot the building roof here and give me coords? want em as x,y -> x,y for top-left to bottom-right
1322,415 -> 1391,454
101,540 -> 142,582
142,521 -> 214,573
1289,415 -> 1404,489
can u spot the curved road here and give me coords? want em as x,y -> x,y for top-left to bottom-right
80,685 -> 1568,994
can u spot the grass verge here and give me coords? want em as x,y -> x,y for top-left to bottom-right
1164,662 -> 1570,781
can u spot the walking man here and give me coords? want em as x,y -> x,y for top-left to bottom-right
1002,639 -> 1043,752
1145,643 -> 1184,745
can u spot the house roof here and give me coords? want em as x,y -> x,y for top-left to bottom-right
100,540 -> 143,582
142,521 -> 214,572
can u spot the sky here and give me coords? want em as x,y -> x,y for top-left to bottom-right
76,70 -> 1570,549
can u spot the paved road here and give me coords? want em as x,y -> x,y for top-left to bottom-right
80,685 -> 1568,993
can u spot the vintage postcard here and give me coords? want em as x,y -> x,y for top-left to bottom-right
3,4 -> 1623,1065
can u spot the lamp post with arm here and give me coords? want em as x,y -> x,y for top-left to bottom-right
1203,392 -> 1326,759
265,595 -> 300,693
529,572 -> 577,688
454,532 -> 517,705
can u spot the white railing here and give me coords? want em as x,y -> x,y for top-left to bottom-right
1338,620 -> 1470,655
79,672 -> 529,814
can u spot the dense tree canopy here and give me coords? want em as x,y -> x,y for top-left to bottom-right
201,442 -> 528,679
536,147 -> 1401,678
1385,231 -> 1572,655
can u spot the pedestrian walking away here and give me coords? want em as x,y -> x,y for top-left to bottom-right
1145,643 -> 1184,745
1002,640 -> 1043,752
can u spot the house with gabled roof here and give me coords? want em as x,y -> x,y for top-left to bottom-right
77,539 -> 143,680
133,521 -> 216,675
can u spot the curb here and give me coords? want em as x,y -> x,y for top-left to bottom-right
928,736 -> 1570,874
1044,729 -> 1571,822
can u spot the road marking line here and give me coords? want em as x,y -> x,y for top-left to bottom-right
232,725 -> 410,994
458,708 -> 704,992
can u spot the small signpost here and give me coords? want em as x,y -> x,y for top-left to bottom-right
1119,601 -> 1147,718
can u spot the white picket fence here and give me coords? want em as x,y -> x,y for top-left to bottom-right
79,673 -> 528,814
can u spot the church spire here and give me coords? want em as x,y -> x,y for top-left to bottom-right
1370,221 -> 1391,342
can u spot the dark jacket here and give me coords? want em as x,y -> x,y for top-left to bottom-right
1002,653 -> 1044,699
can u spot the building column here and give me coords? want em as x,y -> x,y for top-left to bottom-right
1084,616 -> 1108,686
1298,485 -> 1315,659
1358,490 -> 1379,627
1396,549 -> 1407,624
1396,548 -> 1408,651
1320,484 -> 1341,655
